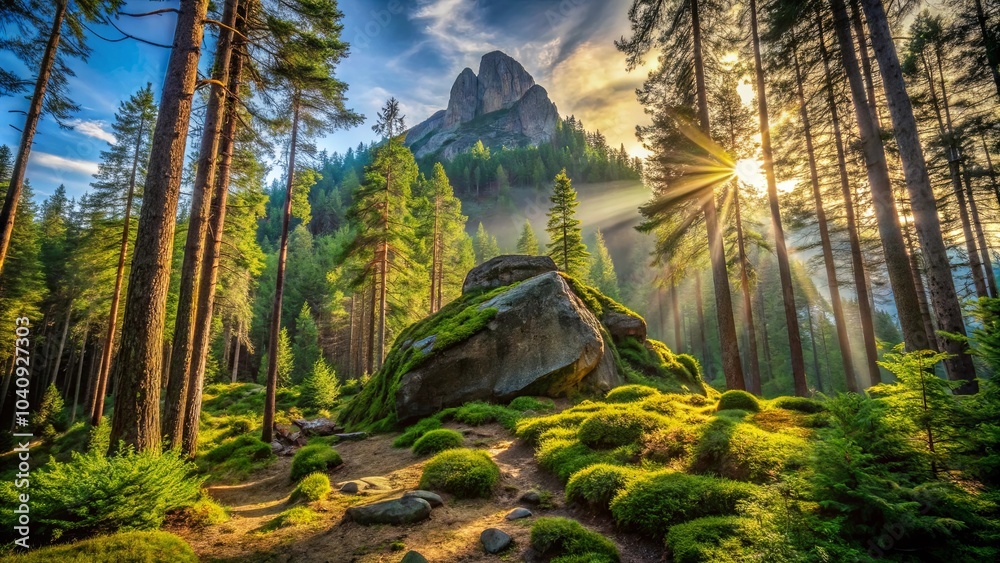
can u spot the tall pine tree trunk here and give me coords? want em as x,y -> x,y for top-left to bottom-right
964,166 -> 997,295
850,0 -> 881,126
733,182 -> 762,394
164,0 -> 240,448
860,0 -> 978,389
793,32 -> 858,391
670,281 -> 682,352
0,0 -> 67,273
49,305 -> 71,390
262,99 -> 300,445
693,0 -> 745,390
70,327 -> 87,424
694,270 -> 710,377
830,0 -> 931,359
108,0 -> 210,453
750,0 -> 807,395
973,0 -> 1000,101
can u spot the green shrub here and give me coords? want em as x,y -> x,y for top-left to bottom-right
32,384 -> 69,438
578,407 -> 664,448
0,449 -> 201,544
609,471 -> 761,538
665,516 -> 755,563
393,416 -> 443,448
508,396 -> 555,412
530,517 -> 620,562
419,448 -> 499,498
291,472 -> 331,502
6,531 -> 197,562
290,444 -> 342,482
771,396 -> 825,414
204,434 -> 271,463
566,464 -> 644,508
605,385 -> 660,403
412,428 -> 464,455
717,390 -> 760,413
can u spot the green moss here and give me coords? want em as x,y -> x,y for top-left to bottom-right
665,516 -> 756,563
260,506 -> 320,532
291,472 -> 332,502
177,496 -> 230,528
419,448 -> 500,498
508,396 -> 555,412
6,531 -> 197,562
559,273 -> 641,321
393,416 -> 443,448
691,417 -> 808,483
605,385 -> 660,403
770,396 -> 825,414
536,433 -> 637,482
530,517 -> 620,562
565,464 -> 644,509
717,390 -> 761,413
617,338 -> 706,395
609,471 -> 761,538
578,407 -> 666,448
516,411 -> 591,444
290,445 -> 342,482
450,401 -> 520,429
412,429 -> 464,455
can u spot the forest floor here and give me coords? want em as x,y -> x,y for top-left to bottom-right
168,420 -> 663,563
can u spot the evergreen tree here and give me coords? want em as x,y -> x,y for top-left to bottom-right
545,169 -> 589,278
516,219 -> 540,255
292,303 -> 320,384
589,229 -> 620,299
474,222 -> 500,264
300,357 -> 339,410
259,327 -> 294,389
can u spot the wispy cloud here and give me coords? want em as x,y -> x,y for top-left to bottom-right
410,0 -> 498,70
30,152 -> 100,176
68,119 -> 116,145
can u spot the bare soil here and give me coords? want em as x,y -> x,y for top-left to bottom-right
170,422 -> 663,563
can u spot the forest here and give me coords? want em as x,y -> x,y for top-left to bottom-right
0,0 -> 999,561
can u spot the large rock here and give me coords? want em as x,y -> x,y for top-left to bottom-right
462,255 -> 558,294
444,68 -> 479,128
395,272 -> 605,423
602,311 -> 647,343
346,496 -> 432,525
477,51 -> 536,115
579,344 -> 623,393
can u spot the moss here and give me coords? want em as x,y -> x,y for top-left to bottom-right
578,407 -> 666,448
393,417 -> 443,448
260,506 -> 320,532
6,531 -> 197,563
291,472 -> 332,502
691,418 -> 808,483
290,445 -> 342,482
203,434 -> 271,463
536,433 -> 637,482
176,496 -> 230,528
419,448 -> 500,498
609,471 -> 761,538
617,338 -> 707,395
770,396 -> 825,414
665,516 -> 757,563
412,429 -> 464,455
559,273 -> 641,322
641,426 -> 699,464
516,411 -> 591,444
508,396 -> 555,412
605,385 -> 660,403
565,464 -> 644,509
675,354 -> 704,381
530,517 -> 620,562
717,390 -> 761,413
450,401 -> 520,429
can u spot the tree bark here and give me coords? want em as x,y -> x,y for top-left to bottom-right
733,182 -> 762,395
0,0 -> 67,273
693,0 -> 745,390
860,0 -> 978,390
793,31 -> 858,392
48,305 -> 71,390
973,0 -> 1000,101
70,326 -> 88,424
694,270 -> 710,378
750,0 -> 807,395
108,0 -> 210,453
670,280 -> 682,352
262,99 -> 300,445
963,166 -> 997,296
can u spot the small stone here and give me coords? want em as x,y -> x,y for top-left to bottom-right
335,432 -> 368,441
400,551 -> 428,563
339,482 -> 359,494
505,507 -> 532,520
270,441 -> 284,454
346,497 -> 432,525
519,491 -> 541,504
480,527 -> 512,554
403,490 -> 444,508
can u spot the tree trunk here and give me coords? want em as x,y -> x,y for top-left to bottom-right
973,0 -> 1000,101
108,0 -> 210,453
860,0 -> 978,390
830,0 -> 930,358
0,0 -> 67,273
164,0 -> 239,449
733,182 -> 762,395
262,99 -> 300,445
231,333 -> 241,383
964,166 -> 997,296
694,270 -> 710,378
183,4 -> 245,456
70,326 -> 88,424
804,303 -> 824,393
793,32 -> 858,392
430,196 -> 440,314
756,285 -> 774,386
48,305 -> 72,391
670,281 -> 682,352
899,196 -> 938,351
693,0 -> 745,390
850,0 -> 881,127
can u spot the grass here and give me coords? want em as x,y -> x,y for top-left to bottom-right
412,428 -> 464,455
419,448 -> 500,498
290,445 -> 342,482
5,531 -> 197,562
259,506 -> 321,532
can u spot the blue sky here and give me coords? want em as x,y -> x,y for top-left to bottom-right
0,0 -> 650,202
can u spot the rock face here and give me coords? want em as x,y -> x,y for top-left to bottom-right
603,311 -> 647,343
394,272 -> 606,423
405,51 -> 558,159
346,496 -> 432,525
462,255 -> 558,294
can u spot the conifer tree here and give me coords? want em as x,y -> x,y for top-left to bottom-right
516,220 -> 540,255
474,222 -> 500,264
589,229 -> 620,299
292,303 -> 320,383
259,326 -> 294,389
546,169 -> 589,278
301,357 -> 339,410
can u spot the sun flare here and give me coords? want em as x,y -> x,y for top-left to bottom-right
734,158 -> 767,191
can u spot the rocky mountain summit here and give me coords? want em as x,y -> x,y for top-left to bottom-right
405,51 -> 559,159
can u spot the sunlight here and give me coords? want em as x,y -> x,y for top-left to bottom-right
735,158 -> 767,192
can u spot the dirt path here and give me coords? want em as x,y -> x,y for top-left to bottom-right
170,423 -> 662,562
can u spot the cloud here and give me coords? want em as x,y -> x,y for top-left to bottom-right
67,119 -> 117,144
30,152 -> 100,176
410,0 -> 498,69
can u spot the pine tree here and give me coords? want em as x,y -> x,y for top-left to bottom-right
292,303 -> 320,384
474,222 -> 500,264
589,229 -> 619,299
301,357 -> 340,410
546,169 -> 589,278
259,327 -> 294,389
516,220 -> 540,255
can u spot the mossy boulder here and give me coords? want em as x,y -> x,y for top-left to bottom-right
462,254 -> 557,293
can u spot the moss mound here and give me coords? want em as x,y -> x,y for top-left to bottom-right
770,396 -> 825,413
7,531 -> 197,562
665,516 -> 758,563
419,448 -> 500,498
531,517 -> 621,562
578,407 -> 665,448
692,416 -> 808,483
716,390 -> 761,413
566,463 -> 644,508
605,384 -> 660,403
290,445 -> 342,482
412,428 -> 464,455
290,472 -> 331,502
